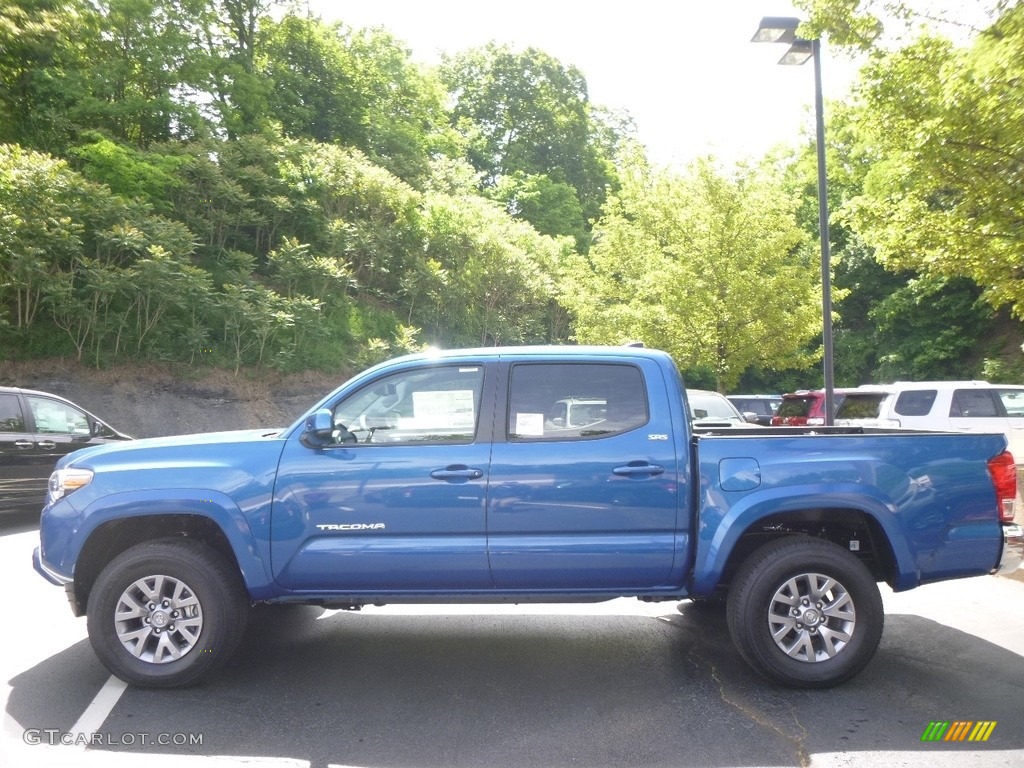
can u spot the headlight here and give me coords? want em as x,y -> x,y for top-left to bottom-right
47,468 -> 94,504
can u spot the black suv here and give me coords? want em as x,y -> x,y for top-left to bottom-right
0,387 -> 131,513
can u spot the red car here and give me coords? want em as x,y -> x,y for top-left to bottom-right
771,389 -> 849,426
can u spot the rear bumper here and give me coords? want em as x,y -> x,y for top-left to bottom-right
994,524 -> 1024,575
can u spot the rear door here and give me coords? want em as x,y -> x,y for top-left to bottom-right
486,356 -> 680,590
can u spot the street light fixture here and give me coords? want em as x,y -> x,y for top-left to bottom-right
752,16 -> 835,426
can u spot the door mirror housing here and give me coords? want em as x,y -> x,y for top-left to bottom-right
301,409 -> 336,448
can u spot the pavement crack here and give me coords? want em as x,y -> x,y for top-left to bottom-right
689,648 -> 811,768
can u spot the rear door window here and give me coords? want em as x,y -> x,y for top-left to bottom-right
950,389 -> 1001,418
507,363 -> 647,440
893,390 -> 937,417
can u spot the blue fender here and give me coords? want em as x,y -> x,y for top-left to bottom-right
690,483 -> 919,595
69,489 -> 276,597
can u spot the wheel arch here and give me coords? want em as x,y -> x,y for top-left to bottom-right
691,486 -> 917,596
71,494 -> 272,616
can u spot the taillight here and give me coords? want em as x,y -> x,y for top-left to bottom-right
987,451 -> 1017,523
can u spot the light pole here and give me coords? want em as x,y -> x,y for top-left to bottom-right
752,16 -> 835,426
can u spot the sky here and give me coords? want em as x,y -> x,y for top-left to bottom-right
305,0 -> 867,170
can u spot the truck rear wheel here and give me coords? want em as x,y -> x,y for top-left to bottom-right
86,539 -> 249,688
726,537 -> 883,688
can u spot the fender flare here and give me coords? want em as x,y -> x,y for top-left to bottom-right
690,483 -> 919,594
72,489 -> 275,595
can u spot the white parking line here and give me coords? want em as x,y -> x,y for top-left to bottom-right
68,675 -> 128,745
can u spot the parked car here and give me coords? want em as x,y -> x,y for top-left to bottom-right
727,394 -> 783,426
835,381 -> 1024,460
688,389 -> 762,427
0,387 -> 131,513
771,389 -> 851,426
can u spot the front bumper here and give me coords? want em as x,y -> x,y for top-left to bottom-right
33,546 -> 71,586
994,524 -> 1024,575
33,547 -> 84,616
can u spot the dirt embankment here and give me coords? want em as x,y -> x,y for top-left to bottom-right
0,359 -> 346,439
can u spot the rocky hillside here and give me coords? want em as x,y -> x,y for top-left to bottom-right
0,359 -> 346,439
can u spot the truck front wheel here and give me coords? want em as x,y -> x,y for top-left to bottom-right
726,537 -> 883,688
86,539 -> 249,688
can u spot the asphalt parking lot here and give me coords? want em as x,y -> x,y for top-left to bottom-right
2,508 -> 1023,768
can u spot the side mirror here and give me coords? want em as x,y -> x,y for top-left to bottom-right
743,412 -> 760,424
301,409 -> 336,448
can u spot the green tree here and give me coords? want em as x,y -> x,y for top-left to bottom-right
0,0 -> 93,152
72,0 -> 210,145
439,44 -> 618,231
838,8 -> 1024,322
419,193 -> 568,346
564,157 -> 822,392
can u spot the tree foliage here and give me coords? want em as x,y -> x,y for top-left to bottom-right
2,0 -> 1020,391
834,6 -> 1024,323
563,157 -> 822,392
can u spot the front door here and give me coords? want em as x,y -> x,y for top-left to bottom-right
271,362 -> 493,592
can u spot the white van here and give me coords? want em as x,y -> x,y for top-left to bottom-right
834,381 -> 1024,461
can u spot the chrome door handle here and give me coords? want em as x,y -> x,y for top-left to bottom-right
430,467 -> 484,481
612,463 -> 665,477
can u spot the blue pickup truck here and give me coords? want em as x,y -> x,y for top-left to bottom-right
33,346 -> 1024,689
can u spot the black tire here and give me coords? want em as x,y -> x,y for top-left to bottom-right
86,539 -> 250,688
726,537 -> 883,689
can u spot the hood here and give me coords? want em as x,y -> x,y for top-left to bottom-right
58,428 -> 285,469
